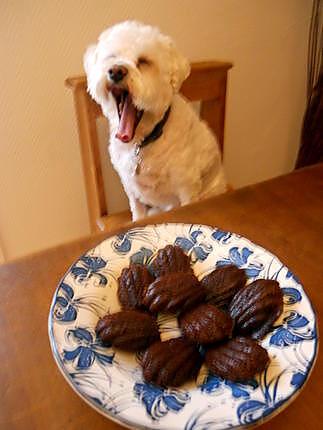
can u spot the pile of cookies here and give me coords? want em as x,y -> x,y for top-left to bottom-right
96,245 -> 283,387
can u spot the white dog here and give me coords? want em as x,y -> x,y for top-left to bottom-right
84,21 -> 227,220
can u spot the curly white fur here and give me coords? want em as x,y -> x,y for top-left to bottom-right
84,21 -> 227,220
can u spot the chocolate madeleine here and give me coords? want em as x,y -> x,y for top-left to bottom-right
180,304 -> 233,344
118,263 -> 154,310
96,310 -> 159,350
143,272 -> 205,313
201,265 -> 247,307
229,279 -> 283,339
205,337 -> 269,381
141,338 -> 202,387
152,245 -> 192,277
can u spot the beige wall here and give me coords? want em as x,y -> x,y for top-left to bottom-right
0,0 -> 311,261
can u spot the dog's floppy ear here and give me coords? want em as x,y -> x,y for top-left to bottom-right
83,44 -> 98,75
83,44 -> 101,102
169,42 -> 190,92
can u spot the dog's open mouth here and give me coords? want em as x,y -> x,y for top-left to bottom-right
111,87 -> 143,143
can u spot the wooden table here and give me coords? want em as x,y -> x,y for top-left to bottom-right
1,164 -> 322,430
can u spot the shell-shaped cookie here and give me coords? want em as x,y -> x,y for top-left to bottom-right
141,338 -> 202,387
143,272 -> 205,313
229,279 -> 283,339
179,304 -> 233,344
201,265 -> 247,307
205,337 -> 269,381
95,310 -> 160,350
152,245 -> 192,277
117,263 -> 154,310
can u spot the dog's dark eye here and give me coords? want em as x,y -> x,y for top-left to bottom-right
137,57 -> 151,67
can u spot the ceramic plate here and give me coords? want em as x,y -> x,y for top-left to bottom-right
48,223 -> 318,429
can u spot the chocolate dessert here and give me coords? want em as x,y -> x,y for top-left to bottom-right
229,279 -> 283,339
141,338 -> 202,387
205,337 -> 269,381
179,303 -> 233,344
117,263 -> 154,310
201,265 -> 247,308
152,244 -> 192,277
143,272 -> 205,313
95,310 -> 159,350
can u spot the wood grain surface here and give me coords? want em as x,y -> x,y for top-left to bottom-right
0,164 -> 322,430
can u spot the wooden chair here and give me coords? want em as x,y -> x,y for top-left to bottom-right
66,61 -> 233,233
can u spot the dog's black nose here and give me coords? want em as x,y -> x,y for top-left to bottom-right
108,65 -> 128,83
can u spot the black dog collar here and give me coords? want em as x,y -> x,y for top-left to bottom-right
139,106 -> 171,149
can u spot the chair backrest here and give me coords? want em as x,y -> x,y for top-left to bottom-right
66,61 -> 232,231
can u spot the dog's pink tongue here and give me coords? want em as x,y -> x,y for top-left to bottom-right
116,94 -> 136,143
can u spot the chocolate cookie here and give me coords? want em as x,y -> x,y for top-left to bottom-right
205,337 -> 269,381
143,272 -> 205,313
95,310 -> 159,350
141,338 -> 202,387
229,279 -> 283,339
152,245 -> 192,277
201,265 -> 247,308
179,303 -> 233,344
118,263 -> 154,310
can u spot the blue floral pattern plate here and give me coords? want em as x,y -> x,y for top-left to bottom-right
48,223 -> 318,429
